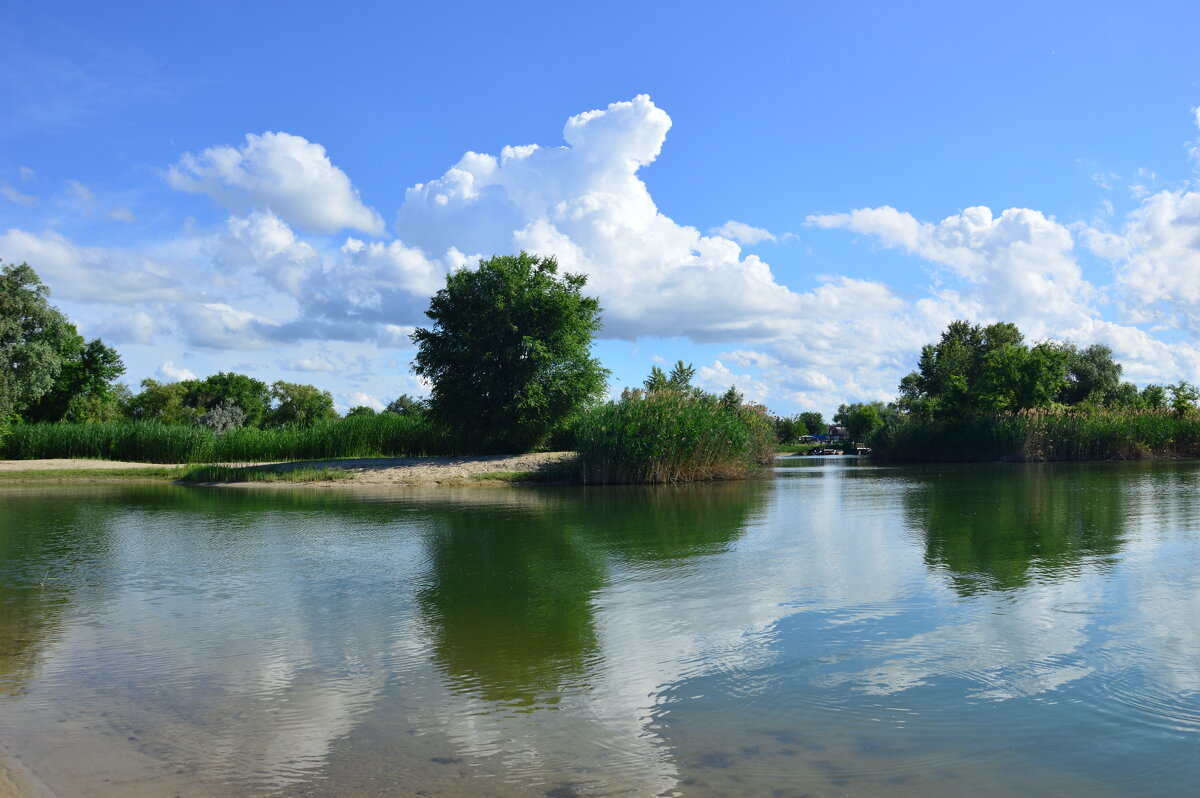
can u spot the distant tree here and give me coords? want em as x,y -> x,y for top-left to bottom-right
835,401 -> 904,439
1140,384 -> 1168,411
772,414 -> 805,443
720,385 -> 744,410
899,320 -> 1071,420
0,262 -> 78,424
268,381 -> 338,427
25,337 -> 126,423
668,360 -> 698,393
1057,343 -> 1125,406
127,379 -> 197,425
184,373 -> 271,428
619,386 -> 645,403
411,252 -> 609,452
643,361 -> 701,397
798,411 -> 825,436
644,365 -> 670,393
845,404 -> 884,441
345,405 -> 378,418
1168,381 -> 1199,416
385,393 -> 427,416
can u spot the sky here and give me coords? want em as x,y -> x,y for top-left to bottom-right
2,1 -> 1199,416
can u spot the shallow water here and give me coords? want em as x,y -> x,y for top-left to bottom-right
1,459 -> 1198,796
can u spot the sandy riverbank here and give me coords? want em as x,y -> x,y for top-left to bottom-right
0,453 -> 577,485
0,753 -> 53,798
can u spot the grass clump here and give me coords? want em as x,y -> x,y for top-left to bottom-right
574,392 -> 776,484
872,408 -> 1200,462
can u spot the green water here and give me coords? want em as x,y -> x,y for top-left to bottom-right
1,459 -> 1198,796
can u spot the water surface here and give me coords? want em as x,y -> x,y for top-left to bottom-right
2,459 -> 1198,796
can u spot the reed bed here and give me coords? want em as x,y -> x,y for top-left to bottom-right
0,414 -> 455,463
574,393 -> 776,484
872,408 -> 1200,462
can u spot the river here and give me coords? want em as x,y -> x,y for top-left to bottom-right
1,458 -> 1198,796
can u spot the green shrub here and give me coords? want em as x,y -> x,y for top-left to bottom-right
574,393 -> 775,484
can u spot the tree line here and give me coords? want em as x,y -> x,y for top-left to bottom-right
9,253 -> 1195,464
0,261 -> 424,433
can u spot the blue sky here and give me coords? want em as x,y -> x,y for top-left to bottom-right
2,1 -> 1199,414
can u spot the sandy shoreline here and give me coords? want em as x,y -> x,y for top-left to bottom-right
0,453 -> 576,486
0,752 -> 53,798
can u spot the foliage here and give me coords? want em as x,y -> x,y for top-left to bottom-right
345,405 -> 378,417
184,372 -> 271,427
198,399 -> 247,434
898,321 -> 1072,419
771,414 -> 804,444
127,379 -> 197,425
385,393 -> 426,416
411,252 -> 609,452
0,262 -> 78,425
574,391 -> 776,484
645,360 -> 702,397
1140,384 -> 1168,410
798,411 -> 825,436
268,380 -> 338,427
1168,381 -> 1199,416
845,403 -> 884,441
1057,343 -> 1131,406
24,336 -> 126,423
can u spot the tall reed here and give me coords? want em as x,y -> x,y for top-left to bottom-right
0,414 -> 456,463
574,393 -> 776,484
872,408 -> 1200,462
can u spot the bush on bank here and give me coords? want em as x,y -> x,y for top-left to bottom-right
574,392 -> 776,484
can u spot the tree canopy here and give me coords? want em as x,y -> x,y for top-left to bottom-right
897,320 -> 1161,421
411,252 -> 609,452
0,262 -> 125,425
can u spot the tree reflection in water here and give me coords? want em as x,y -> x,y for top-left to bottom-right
416,480 -> 767,706
901,463 -> 1129,595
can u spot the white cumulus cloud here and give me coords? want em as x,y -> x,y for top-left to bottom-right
392,95 -> 801,341
166,132 -> 385,235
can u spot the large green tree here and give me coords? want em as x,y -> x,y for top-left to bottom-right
898,320 -> 1071,420
0,262 -> 92,424
411,252 -> 609,452
25,337 -> 126,423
